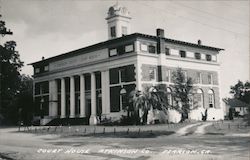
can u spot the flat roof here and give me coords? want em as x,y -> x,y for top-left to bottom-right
29,33 -> 224,66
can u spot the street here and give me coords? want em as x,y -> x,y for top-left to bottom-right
0,123 -> 249,160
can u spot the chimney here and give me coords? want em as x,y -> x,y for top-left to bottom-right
198,39 -> 202,45
156,28 -> 165,38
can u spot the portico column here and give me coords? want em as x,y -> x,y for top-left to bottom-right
49,79 -> 58,117
61,78 -> 66,118
89,72 -> 98,125
101,71 -> 106,114
80,74 -> 86,117
70,76 -> 75,118
106,70 -> 110,114
101,70 -> 110,114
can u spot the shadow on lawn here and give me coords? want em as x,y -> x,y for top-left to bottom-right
60,130 -> 175,139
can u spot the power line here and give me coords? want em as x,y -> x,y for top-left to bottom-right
174,2 -> 248,26
138,1 -> 248,38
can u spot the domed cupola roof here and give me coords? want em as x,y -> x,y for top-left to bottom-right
107,3 -> 130,19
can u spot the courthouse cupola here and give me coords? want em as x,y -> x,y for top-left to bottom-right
106,3 -> 132,39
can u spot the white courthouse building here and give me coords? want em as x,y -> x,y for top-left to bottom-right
30,4 -> 225,125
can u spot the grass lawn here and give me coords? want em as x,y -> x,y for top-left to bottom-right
205,119 -> 250,135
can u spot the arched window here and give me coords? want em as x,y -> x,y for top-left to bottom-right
197,89 -> 204,108
208,89 -> 215,108
166,87 -> 172,106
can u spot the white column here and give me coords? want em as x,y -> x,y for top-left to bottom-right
101,71 -> 106,114
49,79 -> 58,117
80,74 -> 86,117
105,70 -> 110,114
70,76 -> 75,118
61,78 -> 66,118
89,72 -> 98,125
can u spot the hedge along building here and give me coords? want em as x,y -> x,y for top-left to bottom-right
30,4 -> 224,125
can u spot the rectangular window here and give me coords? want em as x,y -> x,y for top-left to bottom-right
110,86 -> 121,112
44,65 -> 49,71
120,68 -> 126,83
122,26 -> 127,36
41,81 -> 49,94
208,74 -> 213,84
196,72 -> 202,84
206,54 -> 212,61
148,45 -> 156,53
35,83 -> 41,95
180,50 -> 186,58
140,44 -> 148,51
110,26 -> 116,38
35,68 -> 40,74
195,52 -> 201,59
125,44 -> 134,53
165,48 -> 170,55
149,68 -> 156,81
110,68 -> 119,84
109,48 -> 117,57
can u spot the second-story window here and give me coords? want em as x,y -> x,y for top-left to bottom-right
195,52 -> 201,60
148,45 -> 156,54
179,50 -> 186,58
206,54 -> 212,61
165,48 -> 170,55
166,70 -> 170,82
109,48 -> 117,57
140,44 -> 148,51
196,72 -> 202,84
125,44 -> 134,53
149,68 -> 156,81
44,65 -> 49,71
208,73 -> 213,84
35,68 -> 40,74
110,26 -> 116,38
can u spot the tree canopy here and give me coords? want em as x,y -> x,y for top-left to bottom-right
0,15 -> 33,125
230,80 -> 250,104
172,67 -> 193,121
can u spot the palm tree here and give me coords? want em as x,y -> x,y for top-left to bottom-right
128,86 -> 170,125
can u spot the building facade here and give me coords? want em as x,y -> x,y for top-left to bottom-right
31,4 -> 224,125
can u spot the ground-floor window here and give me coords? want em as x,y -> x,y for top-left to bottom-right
110,84 -> 136,112
208,89 -> 215,108
196,88 -> 204,108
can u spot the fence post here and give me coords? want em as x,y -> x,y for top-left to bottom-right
127,128 -> 129,134
114,128 -> 116,135
138,128 -> 140,135
103,128 -> 105,134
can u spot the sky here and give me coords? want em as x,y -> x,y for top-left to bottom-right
1,0 -> 249,98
